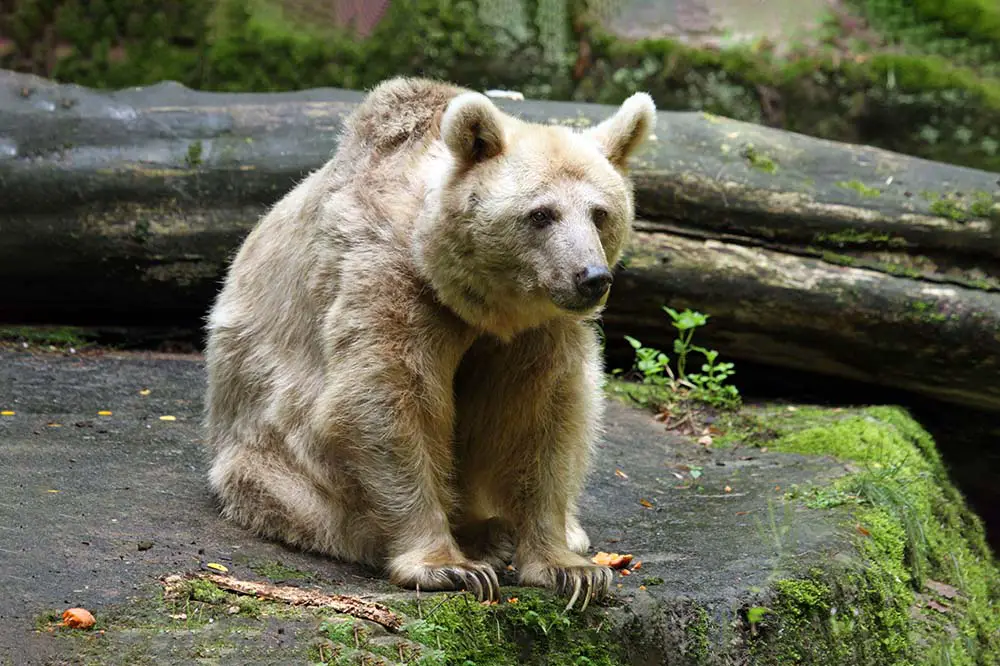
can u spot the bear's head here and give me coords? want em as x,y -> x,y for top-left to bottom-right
414,89 -> 656,340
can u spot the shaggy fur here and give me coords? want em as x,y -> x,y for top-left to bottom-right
203,77 -> 656,606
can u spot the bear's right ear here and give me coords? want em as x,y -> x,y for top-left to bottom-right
441,92 -> 505,166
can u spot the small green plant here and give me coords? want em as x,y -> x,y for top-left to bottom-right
624,307 -> 741,410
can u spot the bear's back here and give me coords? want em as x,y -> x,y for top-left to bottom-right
331,77 -> 468,180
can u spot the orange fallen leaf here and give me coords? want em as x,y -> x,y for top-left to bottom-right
631,561 -> 642,571
855,524 -> 871,537
507,597 -> 518,604
639,499 -> 654,509
614,469 -> 628,480
61,607 -> 95,629
592,552 -> 634,569
638,585 -> 647,591
736,511 -> 750,516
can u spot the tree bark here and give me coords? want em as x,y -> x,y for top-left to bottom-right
1,70 -> 999,410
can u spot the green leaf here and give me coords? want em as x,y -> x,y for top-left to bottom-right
747,606 -> 772,624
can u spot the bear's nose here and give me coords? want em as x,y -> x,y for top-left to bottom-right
574,265 -> 613,302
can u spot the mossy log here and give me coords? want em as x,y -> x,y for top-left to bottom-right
2,69 -> 1000,410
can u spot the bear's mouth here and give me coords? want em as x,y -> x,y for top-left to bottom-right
550,288 -> 610,315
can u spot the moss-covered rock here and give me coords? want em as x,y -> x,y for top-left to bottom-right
736,405 -> 1000,665
36,395 -> 998,665
7,348 -> 997,665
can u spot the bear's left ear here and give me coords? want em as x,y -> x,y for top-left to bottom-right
587,92 -> 657,169
441,92 -> 506,166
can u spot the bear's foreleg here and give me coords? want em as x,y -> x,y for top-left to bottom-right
454,320 -> 613,610
315,294 -> 499,601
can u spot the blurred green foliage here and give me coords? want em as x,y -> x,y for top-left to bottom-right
1,0 -> 999,172
849,0 -> 1000,76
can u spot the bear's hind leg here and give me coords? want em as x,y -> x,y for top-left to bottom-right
209,446 -> 376,564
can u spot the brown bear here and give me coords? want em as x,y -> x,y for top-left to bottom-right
203,77 -> 656,610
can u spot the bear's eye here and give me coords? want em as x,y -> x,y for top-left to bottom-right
528,208 -> 555,228
592,208 -> 609,229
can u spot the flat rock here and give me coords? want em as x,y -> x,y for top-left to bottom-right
0,348 -> 995,665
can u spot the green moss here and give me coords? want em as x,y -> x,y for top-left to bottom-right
173,577 -> 230,605
380,589 -> 625,666
851,0 -> 1000,74
930,197 -> 972,221
603,376 -> 674,410
740,143 -> 778,173
748,405 -> 1000,664
970,191 -> 999,219
821,229 -> 888,244
34,609 -> 64,631
250,559 -> 314,581
820,251 -> 858,266
773,578 -> 831,615
838,180 -> 883,197
185,140 -> 203,167
0,325 -> 94,348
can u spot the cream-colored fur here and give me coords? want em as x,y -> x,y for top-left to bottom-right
203,77 -> 656,608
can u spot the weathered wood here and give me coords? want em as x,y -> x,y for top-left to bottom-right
1,70 -> 999,410
606,231 -> 1000,412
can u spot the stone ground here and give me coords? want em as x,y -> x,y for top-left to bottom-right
0,347 -> 858,665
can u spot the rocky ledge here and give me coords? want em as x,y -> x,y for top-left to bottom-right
0,348 -> 996,665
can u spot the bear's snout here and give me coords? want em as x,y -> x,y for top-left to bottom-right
573,264 -> 613,304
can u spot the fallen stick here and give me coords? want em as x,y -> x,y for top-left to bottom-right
161,572 -> 404,631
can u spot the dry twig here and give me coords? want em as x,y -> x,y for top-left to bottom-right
161,572 -> 403,631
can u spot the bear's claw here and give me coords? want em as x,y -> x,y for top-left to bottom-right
554,565 -> 613,611
442,564 -> 500,602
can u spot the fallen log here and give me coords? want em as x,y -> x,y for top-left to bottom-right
1,70 -> 999,411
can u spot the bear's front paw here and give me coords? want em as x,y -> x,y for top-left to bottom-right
517,558 -> 614,611
389,559 -> 500,602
